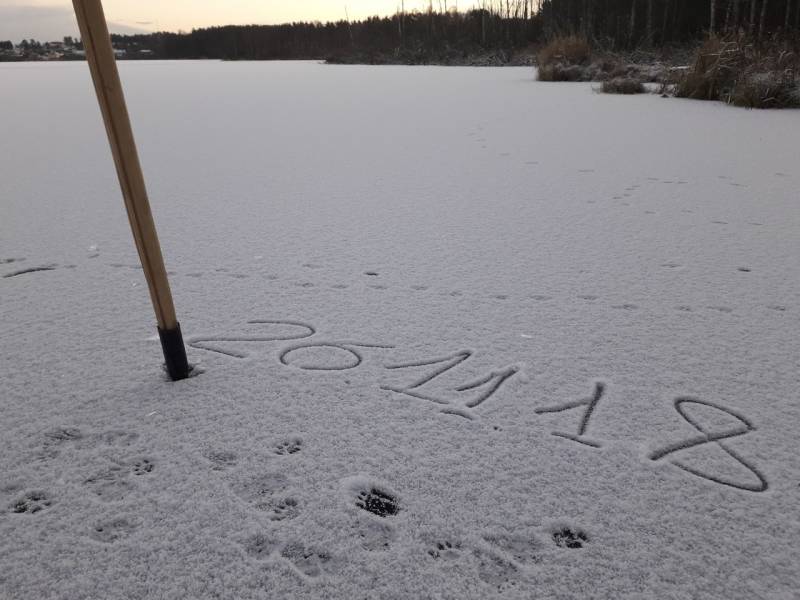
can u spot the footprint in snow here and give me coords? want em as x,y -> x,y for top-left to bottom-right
281,542 -> 339,579
242,532 -> 280,560
425,528 -> 540,590
356,488 -> 399,518
44,427 -> 84,443
354,519 -> 396,552
131,458 -> 154,476
472,546 -> 522,591
483,531 -> 542,565
343,477 -> 400,518
267,497 -> 300,522
95,430 -> 140,446
204,450 -> 238,470
426,538 -> 464,561
90,516 -> 137,543
38,427 -> 84,460
11,491 -> 52,514
84,467 -> 135,503
552,527 -> 589,549
274,438 -> 303,456
232,472 -> 290,511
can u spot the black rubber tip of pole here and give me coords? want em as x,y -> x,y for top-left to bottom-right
158,322 -> 191,381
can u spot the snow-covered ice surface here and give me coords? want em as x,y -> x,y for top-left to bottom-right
1,61 -> 799,599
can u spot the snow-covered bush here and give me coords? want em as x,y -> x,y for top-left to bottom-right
537,35 -> 591,68
536,35 -> 596,81
676,35 -> 800,108
601,77 -> 646,94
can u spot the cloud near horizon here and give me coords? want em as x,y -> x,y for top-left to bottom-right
0,1 -> 444,42
0,5 -> 148,42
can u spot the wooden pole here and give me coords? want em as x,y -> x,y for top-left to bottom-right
72,0 -> 190,380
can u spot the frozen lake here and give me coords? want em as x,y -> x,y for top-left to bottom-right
1,61 -> 799,599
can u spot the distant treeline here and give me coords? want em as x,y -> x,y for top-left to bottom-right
101,1 -> 800,63
543,0 -> 800,46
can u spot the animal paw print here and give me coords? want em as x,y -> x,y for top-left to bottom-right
90,517 -> 137,543
205,450 -> 238,470
132,458 -> 154,476
281,542 -> 337,579
356,488 -> 399,518
242,533 -> 280,559
274,438 -> 302,456
44,427 -> 83,443
39,427 -> 83,459
428,540 -> 462,560
552,527 -> 588,549
355,519 -> 395,552
234,473 -> 290,510
268,497 -> 300,522
95,430 -> 139,446
12,491 -> 52,514
483,532 -> 541,565
84,467 -> 134,502
472,546 -> 521,591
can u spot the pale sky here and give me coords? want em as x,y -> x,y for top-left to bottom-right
1,0 -> 466,42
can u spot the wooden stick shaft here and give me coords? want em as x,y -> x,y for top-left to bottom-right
72,0 -> 177,330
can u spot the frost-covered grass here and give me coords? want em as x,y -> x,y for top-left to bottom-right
1,61 -> 798,599
675,35 -> 800,108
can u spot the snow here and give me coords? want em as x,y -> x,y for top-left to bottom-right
1,60 -> 799,599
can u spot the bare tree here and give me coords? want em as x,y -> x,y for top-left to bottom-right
724,0 -> 733,31
759,0 -> 769,37
711,0 -> 717,33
